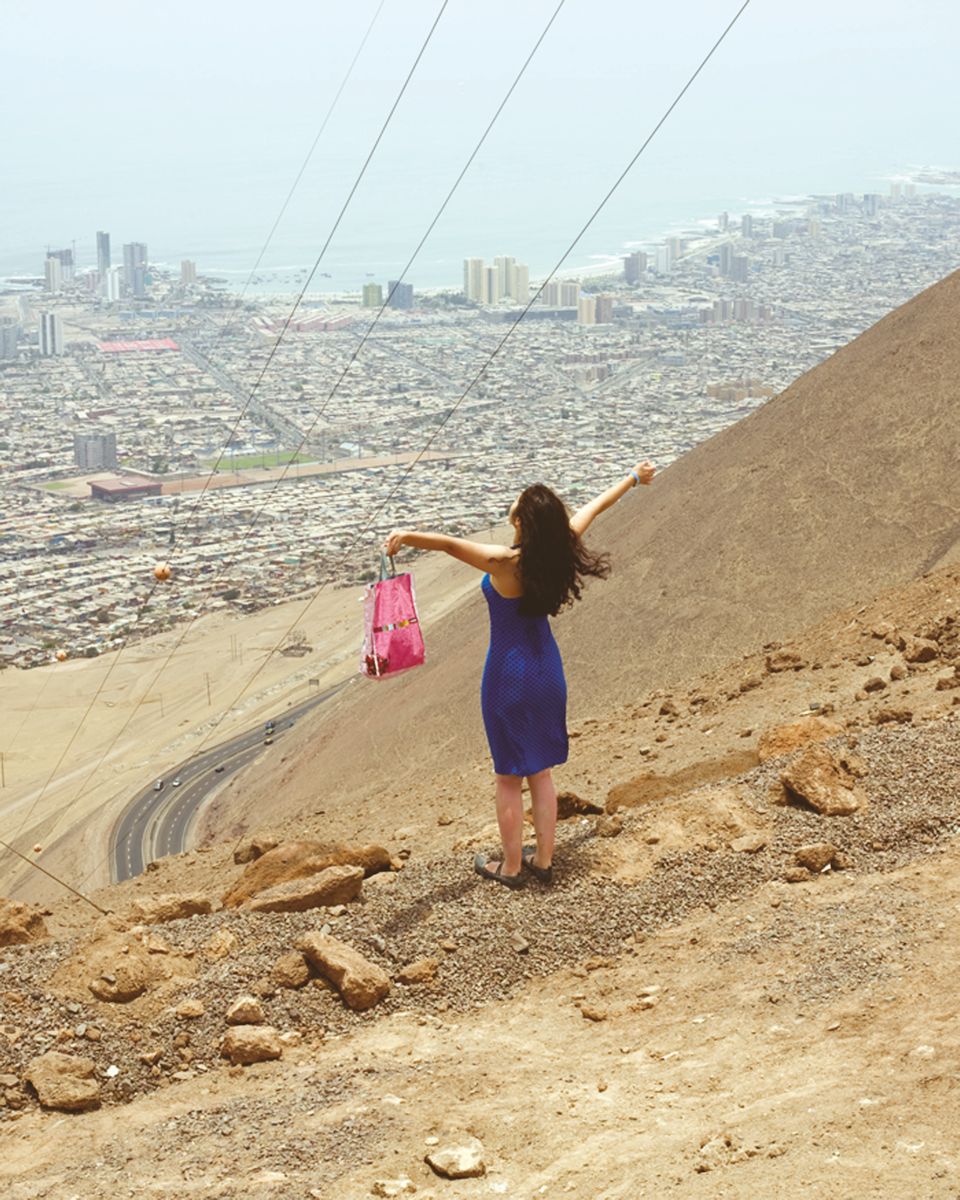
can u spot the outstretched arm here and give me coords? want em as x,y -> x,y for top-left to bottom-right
570,460 -> 655,537
383,528 -> 513,573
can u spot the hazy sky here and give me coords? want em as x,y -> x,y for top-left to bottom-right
2,1 -> 956,276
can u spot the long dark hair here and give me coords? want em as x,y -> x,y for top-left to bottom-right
514,483 -> 610,617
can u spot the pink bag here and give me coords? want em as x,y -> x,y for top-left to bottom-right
360,554 -> 425,679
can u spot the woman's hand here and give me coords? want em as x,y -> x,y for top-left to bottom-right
633,460 -> 656,485
383,528 -> 409,557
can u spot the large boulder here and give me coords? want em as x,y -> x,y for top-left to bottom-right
756,715 -> 843,763
781,744 -> 865,816
23,1052 -> 101,1112
298,932 -> 390,1011
222,841 -> 390,909
88,958 -> 150,1003
233,832 -> 280,865
244,865 -> 363,914
0,899 -> 48,946
127,893 -> 213,925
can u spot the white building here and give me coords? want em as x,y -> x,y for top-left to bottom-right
44,256 -> 63,293
463,258 -> 485,302
38,312 -> 64,356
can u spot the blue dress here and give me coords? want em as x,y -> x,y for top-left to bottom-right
480,573 -> 568,776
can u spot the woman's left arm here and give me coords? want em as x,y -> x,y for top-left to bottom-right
383,528 -> 511,572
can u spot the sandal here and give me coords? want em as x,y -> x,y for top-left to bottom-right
521,845 -> 553,884
473,853 -> 524,890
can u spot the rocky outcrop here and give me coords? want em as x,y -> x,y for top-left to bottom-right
298,932 -> 390,1011
781,745 -> 865,816
128,893 -> 213,925
756,715 -> 843,762
23,1052 -> 101,1112
222,841 -> 390,909
244,865 -> 363,914
0,899 -> 48,946
233,832 -> 280,864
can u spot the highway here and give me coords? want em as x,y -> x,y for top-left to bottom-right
110,683 -> 347,883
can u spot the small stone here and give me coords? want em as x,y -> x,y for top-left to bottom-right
730,833 -> 767,854
175,998 -> 205,1020
440,939 -> 458,953
371,1178 -> 416,1197
793,843 -> 837,873
904,637 -> 938,664
397,958 -> 438,986
595,814 -> 623,838
23,1052 -> 100,1112
890,663 -> 908,681
510,932 -> 530,954
272,951 -> 311,989
863,676 -> 887,693
425,1135 -> 486,1179
298,932 -> 391,1011
204,929 -> 239,959
225,995 -> 265,1025
579,1005 -> 607,1022
220,1025 -> 283,1065
784,866 -> 812,883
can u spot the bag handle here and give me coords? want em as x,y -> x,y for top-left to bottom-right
379,552 -> 396,581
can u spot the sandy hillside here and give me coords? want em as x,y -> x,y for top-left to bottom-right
200,268 -> 960,845
2,560 -> 960,1198
1,540 -> 499,901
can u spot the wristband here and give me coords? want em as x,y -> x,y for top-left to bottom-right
630,470 -> 641,487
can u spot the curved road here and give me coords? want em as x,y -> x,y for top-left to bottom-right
111,683 -> 347,883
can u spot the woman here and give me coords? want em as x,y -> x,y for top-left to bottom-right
383,460 -> 655,889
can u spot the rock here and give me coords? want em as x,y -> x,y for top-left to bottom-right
579,1005 -> 607,1022
272,951 -> 311,989
765,650 -> 805,673
871,621 -> 897,641
756,715 -> 843,762
298,932 -> 391,1011
244,865 -> 364,914
793,843 -> 838,873
0,899 -> 48,947
730,833 -> 768,854
226,995 -> 265,1025
863,676 -> 887,693
595,814 -> 623,837
23,1052 -> 100,1112
222,841 -> 390,908
555,791 -> 604,819
425,1135 -> 486,1179
220,1025 -> 282,1065
88,959 -> 149,1003
175,998 -> 205,1019
784,866 -> 812,883
890,663 -> 908,681
233,832 -> 280,865
874,707 -> 913,725
935,667 -> 960,691
204,929 -> 238,959
739,675 -> 762,692
781,745 -> 863,816
904,637 -> 939,664
396,958 -> 438,986
510,932 -> 530,954
128,893 -> 213,925
371,1178 -> 416,1197
659,698 -> 679,716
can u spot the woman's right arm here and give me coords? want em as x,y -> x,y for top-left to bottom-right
570,460 -> 655,536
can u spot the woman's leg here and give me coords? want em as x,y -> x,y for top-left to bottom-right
527,767 -> 557,868
491,772 -> 524,876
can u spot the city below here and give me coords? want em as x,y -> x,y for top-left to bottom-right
2,182 -> 959,669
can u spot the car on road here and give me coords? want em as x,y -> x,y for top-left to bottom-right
214,764 -> 225,773
153,780 -> 163,791
172,778 -> 181,787
264,736 -> 274,745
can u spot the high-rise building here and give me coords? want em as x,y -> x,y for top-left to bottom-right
729,255 -> 749,283
48,248 -> 75,281
362,282 -> 383,307
560,281 -> 579,306
741,213 -> 754,238
44,256 -> 63,293
623,251 -> 647,284
494,255 -> 515,298
73,430 -> 117,470
123,242 -> 148,297
595,296 -> 613,324
463,257 -> 485,302
541,280 -> 561,306
38,312 -> 64,356
654,244 -> 672,274
667,237 -> 684,261
96,231 -> 111,276
718,211 -> 729,232
482,266 -> 500,305
510,263 -> 529,304
718,242 -> 733,276
577,294 -> 596,325
387,280 -> 413,310
181,259 -> 197,284
0,317 -> 20,359
862,193 -> 880,217
101,267 -> 122,302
